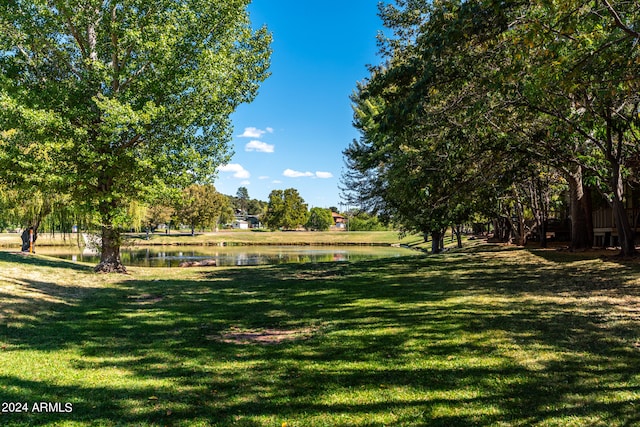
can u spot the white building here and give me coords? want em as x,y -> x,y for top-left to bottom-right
232,220 -> 249,230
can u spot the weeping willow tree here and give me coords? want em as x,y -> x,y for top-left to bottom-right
0,184 -> 16,232
0,185 -> 76,249
127,201 -> 147,233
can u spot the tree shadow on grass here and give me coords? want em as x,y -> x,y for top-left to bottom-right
2,248 -> 640,425
0,251 -> 94,273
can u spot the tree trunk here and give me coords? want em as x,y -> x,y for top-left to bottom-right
611,164 -> 636,256
492,217 -> 510,242
21,227 -> 38,252
583,187 -> 594,245
566,166 -> 593,250
528,176 -> 548,248
603,120 -> 636,256
539,219 -> 547,249
431,230 -> 442,254
515,217 -> 527,246
94,224 -> 127,273
454,224 -> 463,248
20,201 -> 49,252
512,186 -> 528,246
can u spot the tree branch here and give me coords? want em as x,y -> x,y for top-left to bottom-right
119,133 -> 143,151
603,0 -> 640,39
111,4 -> 120,93
54,1 -> 88,59
119,63 -> 150,91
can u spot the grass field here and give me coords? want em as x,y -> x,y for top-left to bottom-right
1,245 -> 640,426
130,230 -> 420,247
0,230 -> 426,249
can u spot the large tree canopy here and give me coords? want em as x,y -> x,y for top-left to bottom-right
175,184 -> 227,236
344,0 -> 523,251
263,188 -> 308,231
513,0 -> 640,255
0,0 -> 271,271
344,0 -> 640,255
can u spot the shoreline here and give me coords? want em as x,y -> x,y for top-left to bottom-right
0,230 -> 419,249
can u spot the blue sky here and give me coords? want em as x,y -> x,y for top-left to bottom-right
214,1 -> 383,209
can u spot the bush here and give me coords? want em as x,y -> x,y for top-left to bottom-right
348,213 -> 389,231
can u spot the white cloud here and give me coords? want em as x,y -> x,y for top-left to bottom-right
240,180 -> 251,186
259,176 -> 270,180
238,127 -> 273,138
245,140 -> 275,153
282,169 -> 334,179
218,163 -> 250,179
272,180 -> 283,184
283,169 -> 314,178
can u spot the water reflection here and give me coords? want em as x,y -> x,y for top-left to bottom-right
36,245 -> 416,267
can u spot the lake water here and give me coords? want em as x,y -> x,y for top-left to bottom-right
35,245 -> 417,267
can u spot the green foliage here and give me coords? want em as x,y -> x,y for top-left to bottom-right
505,0 -> 640,254
144,203 -> 175,232
0,183 -> 86,235
263,188 -> 308,230
0,0 -> 272,270
126,200 -> 147,233
343,1 -> 523,242
344,0 -> 640,254
218,196 -> 237,227
175,184 -> 227,235
305,207 -> 333,231
227,189 -> 267,216
348,212 -> 388,231
236,186 -> 250,214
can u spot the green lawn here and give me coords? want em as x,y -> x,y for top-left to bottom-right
1,246 -> 640,426
0,232 -> 82,248
0,230 -> 423,249
130,230 -> 415,246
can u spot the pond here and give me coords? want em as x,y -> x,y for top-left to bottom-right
35,245 -> 418,267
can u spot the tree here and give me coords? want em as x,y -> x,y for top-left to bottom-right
218,196 -> 236,228
0,121 -> 69,243
0,1 -> 271,272
145,203 -> 174,233
263,188 -> 308,230
343,0 -> 509,252
347,0 -> 640,256
175,184 -> 226,236
246,198 -> 267,216
508,0 -> 640,255
348,212 -> 388,231
236,186 -> 250,215
0,181 -> 84,246
305,207 -> 333,231
227,189 -> 266,216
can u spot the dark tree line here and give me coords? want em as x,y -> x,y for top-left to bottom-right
343,0 -> 640,255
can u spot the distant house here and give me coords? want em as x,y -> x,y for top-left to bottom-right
331,212 -> 346,230
232,219 -> 249,230
246,216 -> 262,229
592,186 -> 640,247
